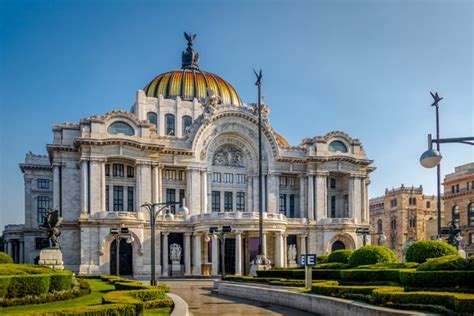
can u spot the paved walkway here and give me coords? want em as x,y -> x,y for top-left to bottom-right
163,279 -> 315,316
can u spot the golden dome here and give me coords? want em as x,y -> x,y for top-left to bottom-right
143,69 -> 242,106
143,33 -> 242,106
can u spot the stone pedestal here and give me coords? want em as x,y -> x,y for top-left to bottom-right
171,260 -> 182,276
38,248 -> 64,270
288,260 -> 298,268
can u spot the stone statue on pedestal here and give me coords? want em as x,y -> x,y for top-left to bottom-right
38,209 -> 64,270
288,244 -> 297,266
170,243 -> 183,276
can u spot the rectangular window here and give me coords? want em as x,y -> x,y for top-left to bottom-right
212,172 -> 221,183
224,192 -> 233,211
470,233 -> 474,245
164,169 -> 176,180
330,178 -> 336,189
452,186 -> 455,194
113,164 -> 124,177
178,170 -> 185,181
106,185 -> 109,211
127,187 -> 134,211
212,191 -> 220,212
105,164 -> 110,176
289,194 -> 295,218
37,179 -> 50,189
113,186 -> 123,211
236,174 -> 246,184
224,173 -> 233,183
279,194 -> 287,214
288,177 -> 295,186
331,195 -> 336,218
236,192 -> 245,211
166,188 -> 176,213
37,196 -> 51,223
280,177 -> 287,186
456,184 -> 460,192
127,166 -> 134,178
179,189 -> 185,207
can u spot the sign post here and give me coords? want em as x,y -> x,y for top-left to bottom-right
301,254 -> 317,289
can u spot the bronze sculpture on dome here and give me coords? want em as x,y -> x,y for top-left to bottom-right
182,32 -> 199,69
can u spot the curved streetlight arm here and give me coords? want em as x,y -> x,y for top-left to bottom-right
430,135 -> 474,146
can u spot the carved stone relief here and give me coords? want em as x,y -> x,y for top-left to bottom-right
212,144 -> 244,167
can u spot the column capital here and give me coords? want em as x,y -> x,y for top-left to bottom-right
300,233 -> 308,238
233,230 -> 243,235
162,231 -> 169,236
315,171 -> 329,177
184,232 -> 192,237
136,160 -> 152,166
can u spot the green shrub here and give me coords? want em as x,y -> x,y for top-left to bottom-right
328,250 -> 353,264
102,288 -> 168,315
400,270 -> 474,289
50,272 -> 73,292
0,264 -> 54,274
5,274 -> 51,298
317,255 -> 329,263
314,263 -> 350,270
405,240 -> 458,263
0,252 -> 13,264
0,277 -> 11,298
0,267 -> 27,275
341,269 -> 401,283
355,262 -> 419,269
0,285 -> 90,307
256,269 -> 299,279
349,246 -> 396,267
311,269 -> 343,280
115,281 -> 148,291
23,303 -> 137,316
417,255 -> 474,271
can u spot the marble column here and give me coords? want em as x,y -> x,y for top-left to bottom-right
299,235 -> 307,264
235,232 -> 242,275
206,172 -> 212,213
262,232 -> 267,256
158,167 -> 163,203
184,233 -> 191,275
193,234 -> 202,275
365,178 -> 370,224
7,241 -> 12,257
162,232 -> 169,277
19,241 -> 24,263
274,232 -> 284,268
211,236 -> 219,275
246,175 -> 253,212
80,160 -> 89,213
267,174 -> 278,213
283,234 -> 288,268
135,164 -> 142,211
101,161 -> 106,212
53,163 -> 60,210
315,174 -> 327,220
361,177 -> 366,223
201,170 -> 207,214
253,175 -> 259,212
299,175 -> 306,219
89,160 -> 102,214
348,176 -> 355,218
152,164 -> 159,204
155,230 -> 161,275
307,174 -> 314,221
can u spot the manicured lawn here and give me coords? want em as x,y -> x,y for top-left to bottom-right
1,279 -> 114,314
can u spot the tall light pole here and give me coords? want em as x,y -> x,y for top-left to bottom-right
141,200 -> 188,286
419,92 -> 474,239
255,69 -> 264,258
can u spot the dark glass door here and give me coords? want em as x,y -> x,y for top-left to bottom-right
110,239 -> 133,276
223,238 -> 235,275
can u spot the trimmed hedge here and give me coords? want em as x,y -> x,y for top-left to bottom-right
5,274 -> 51,298
314,263 -> 350,270
340,269 -> 402,283
312,283 -> 403,299
373,288 -> 474,313
317,255 -> 329,263
0,252 -> 13,264
328,250 -> 353,264
354,262 -> 419,270
405,240 -> 458,263
0,264 -> 55,275
417,255 -> 474,271
50,271 -> 74,292
400,270 -> 474,289
102,288 -> 170,314
23,303 -> 136,316
349,246 -> 396,267
256,269 -> 301,279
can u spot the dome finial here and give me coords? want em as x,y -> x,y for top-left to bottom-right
182,32 -> 199,69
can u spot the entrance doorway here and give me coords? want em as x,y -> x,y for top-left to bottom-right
223,238 -> 235,275
110,239 -> 133,276
331,240 -> 345,252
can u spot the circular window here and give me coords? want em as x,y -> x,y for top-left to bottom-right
329,140 -> 348,153
107,121 -> 134,136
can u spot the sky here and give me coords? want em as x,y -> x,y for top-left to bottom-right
0,0 -> 473,229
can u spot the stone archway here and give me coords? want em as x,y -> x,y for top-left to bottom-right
327,233 -> 356,253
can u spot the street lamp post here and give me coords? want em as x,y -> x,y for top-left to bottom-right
110,226 -> 134,276
141,200 -> 189,286
419,92 -> 474,242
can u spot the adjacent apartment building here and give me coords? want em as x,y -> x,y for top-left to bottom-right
369,185 -> 437,259
443,163 -> 474,256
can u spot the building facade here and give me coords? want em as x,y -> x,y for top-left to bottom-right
369,185 -> 437,259
3,36 -> 374,276
443,163 -> 474,256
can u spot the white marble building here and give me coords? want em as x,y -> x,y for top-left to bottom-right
3,35 -> 374,276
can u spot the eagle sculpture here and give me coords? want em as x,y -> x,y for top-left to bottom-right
39,209 -> 63,248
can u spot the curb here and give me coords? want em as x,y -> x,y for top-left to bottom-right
167,293 -> 190,316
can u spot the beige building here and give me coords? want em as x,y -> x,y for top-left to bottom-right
443,163 -> 474,256
369,185 -> 437,259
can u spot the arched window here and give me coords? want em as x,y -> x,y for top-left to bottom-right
328,140 -> 348,153
413,198 -> 417,206
468,203 -> 474,226
147,112 -> 157,127
165,114 -> 175,136
107,121 -> 134,136
426,201 -> 431,208
182,115 -> 192,135
377,219 -> 383,234
391,217 -> 397,230
452,205 -> 460,226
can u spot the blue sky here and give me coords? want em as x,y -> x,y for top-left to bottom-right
1,0 -> 472,228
